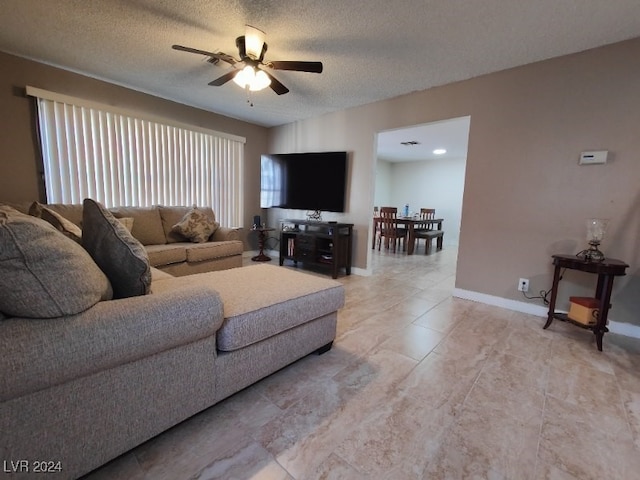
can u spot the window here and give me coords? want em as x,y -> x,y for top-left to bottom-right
260,154 -> 286,208
27,86 -> 245,227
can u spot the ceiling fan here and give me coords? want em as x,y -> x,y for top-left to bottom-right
172,25 -> 323,95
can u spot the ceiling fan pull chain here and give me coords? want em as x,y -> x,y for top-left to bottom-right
245,86 -> 254,107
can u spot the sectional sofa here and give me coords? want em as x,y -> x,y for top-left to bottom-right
11,202 -> 244,275
0,201 -> 344,480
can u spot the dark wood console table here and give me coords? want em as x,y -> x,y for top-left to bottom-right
280,219 -> 353,278
544,254 -> 628,351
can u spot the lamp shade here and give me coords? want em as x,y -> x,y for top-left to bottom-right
232,65 -> 254,88
245,25 -> 266,59
252,69 -> 271,91
232,65 -> 271,91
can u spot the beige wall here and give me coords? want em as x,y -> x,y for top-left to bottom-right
269,37 -> 640,326
0,51 -> 268,248
2,38 -> 639,326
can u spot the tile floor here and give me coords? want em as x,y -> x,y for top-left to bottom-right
84,246 -> 640,479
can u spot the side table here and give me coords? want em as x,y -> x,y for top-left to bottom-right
543,254 -> 629,351
251,227 -> 274,262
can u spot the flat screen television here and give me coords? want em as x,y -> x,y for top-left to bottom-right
260,151 -> 348,212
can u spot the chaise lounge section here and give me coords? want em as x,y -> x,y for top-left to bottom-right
0,203 -> 344,480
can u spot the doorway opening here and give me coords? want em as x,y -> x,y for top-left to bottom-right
369,116 -> 470,273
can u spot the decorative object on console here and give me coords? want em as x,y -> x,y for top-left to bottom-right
577,218 -> 609,262
307,210 -> 322,221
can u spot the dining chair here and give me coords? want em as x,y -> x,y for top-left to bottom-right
414,208 -> 443,254
377,206 -> 407,252
414,208 -> 435,249
416,208 -> 436,229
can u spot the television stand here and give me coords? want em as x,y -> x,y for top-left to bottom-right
280,219 -> 353,278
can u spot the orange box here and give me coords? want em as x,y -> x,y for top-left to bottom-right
568,297 -> 599,325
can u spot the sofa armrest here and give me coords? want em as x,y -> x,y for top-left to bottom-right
211,226 -> 242,242
0,285 -> 224,401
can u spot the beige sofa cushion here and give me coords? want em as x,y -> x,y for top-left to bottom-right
185,241 -> 244,262
109,206 -> 166,245
159,206 -> 191,243
151,264 -> 344,352
82,199 -> 151,299
145,244 -> 187,266
150,266 -> 174,282
0,205 -> 112,318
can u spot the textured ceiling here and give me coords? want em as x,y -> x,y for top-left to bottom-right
1,0 -> 640,128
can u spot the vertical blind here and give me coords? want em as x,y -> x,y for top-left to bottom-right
28,87 -> 245,227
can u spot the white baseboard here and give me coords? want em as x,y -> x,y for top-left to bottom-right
452,288 -> 640,340
351,267 -> 371,276
608,321 -> 640,339
452,288 -> 548,317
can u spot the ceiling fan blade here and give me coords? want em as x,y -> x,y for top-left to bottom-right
208,70 -> 239,86
172,44 -> 237,65
263,71 -> 289,95
267,61 -> 323,73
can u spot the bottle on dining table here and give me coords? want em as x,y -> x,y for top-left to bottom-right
404,203 -> 409,217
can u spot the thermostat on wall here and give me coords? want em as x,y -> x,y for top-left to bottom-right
579,150 -> 608,165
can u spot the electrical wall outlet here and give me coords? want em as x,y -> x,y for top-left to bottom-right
518,278 -> 529,292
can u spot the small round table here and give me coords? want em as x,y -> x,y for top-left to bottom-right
251,227 -> 274,262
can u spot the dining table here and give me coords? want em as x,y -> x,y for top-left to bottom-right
372,216 -> 444,255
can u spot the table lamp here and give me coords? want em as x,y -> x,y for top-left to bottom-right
577,218 -> 608,262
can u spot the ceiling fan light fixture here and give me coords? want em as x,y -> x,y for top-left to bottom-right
232,65 -> 271,91
244,25 -> 266,59
174,25 -> 320,96
252,69 -> 271,91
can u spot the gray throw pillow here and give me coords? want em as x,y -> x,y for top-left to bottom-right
0,205 -> 113,318
82,199 -> 151,299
